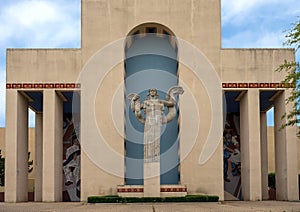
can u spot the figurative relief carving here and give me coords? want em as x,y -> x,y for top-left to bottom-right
128,86 -> 184,162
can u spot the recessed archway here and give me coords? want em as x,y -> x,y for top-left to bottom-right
124,23 -> 180,185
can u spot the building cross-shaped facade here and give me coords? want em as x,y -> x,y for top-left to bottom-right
5,0 -> 298,202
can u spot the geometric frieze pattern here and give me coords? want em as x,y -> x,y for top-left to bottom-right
6,82 -> 294,89
117,187 -> 188,193
6,83 -> 81,89
222,82 -> 295,89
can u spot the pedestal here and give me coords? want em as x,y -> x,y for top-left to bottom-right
144,162 -> 160,197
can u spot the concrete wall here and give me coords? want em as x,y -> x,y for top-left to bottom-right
81,0 -> 221,73
221,49 -> 295,82
6,49 -> 82,83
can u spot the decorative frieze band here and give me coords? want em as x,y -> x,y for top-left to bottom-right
6,83 -> 81,89
222,82 -> 294,89
8,82 -> 292,89
160,187 -> 187,192
117,187 -> 187,193
117,188 -> 144,193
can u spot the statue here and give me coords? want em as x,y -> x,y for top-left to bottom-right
128,86 -> 184,162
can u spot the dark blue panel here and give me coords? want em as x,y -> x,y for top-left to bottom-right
260,91 -> 275,111
125,55 -> 178,77
125,35 -> 179,185
225,92 -> 241,113
26,92 -> 43,112
225,91 -> 275,113
126,35 -> 177,61
62,92 -> 81,114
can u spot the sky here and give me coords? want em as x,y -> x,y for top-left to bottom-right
0,0 -> 299,127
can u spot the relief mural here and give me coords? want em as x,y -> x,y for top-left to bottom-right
63,113 -> 80,202
223,113 -> 242,200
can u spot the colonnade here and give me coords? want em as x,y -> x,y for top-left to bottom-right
5,90 -> 63,202
238,89 -> 298,201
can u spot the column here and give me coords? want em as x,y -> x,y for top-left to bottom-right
42,90 -> 63,202
5,90 -> 28,202
274,91 -> 299,200
240,89 -> 262,200
34,113 -> 43,201
260,112 -> 268,200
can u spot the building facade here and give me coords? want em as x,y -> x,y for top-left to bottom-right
5,0 -> 299,202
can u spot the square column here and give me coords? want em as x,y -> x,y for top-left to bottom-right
34,113 -> 43,201
260,112 -> 268,200
240,89 -> 262,200
5,90 -> 28,202
274,91 -> 299,200
42,90 -> 63,202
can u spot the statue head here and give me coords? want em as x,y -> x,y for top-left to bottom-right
147,88 -> 159,99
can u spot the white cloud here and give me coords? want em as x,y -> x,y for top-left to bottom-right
222,0 -> 299,26
221,0 -> 300,50
0,0 -> 80,127
0,0 -> 80,47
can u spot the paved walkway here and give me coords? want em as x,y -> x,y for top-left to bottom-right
0,201 -> 299,212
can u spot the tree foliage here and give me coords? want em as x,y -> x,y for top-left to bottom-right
276,19 -> 300,136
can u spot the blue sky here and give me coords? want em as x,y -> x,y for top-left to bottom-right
0,0 -> 299,127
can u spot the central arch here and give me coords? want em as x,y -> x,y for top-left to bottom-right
124,23 -> 180,185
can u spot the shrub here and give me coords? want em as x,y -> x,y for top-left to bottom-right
268,173 -> 276,189
87,195 -> 219,203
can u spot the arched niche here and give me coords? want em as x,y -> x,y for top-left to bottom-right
124,23 -> 180,185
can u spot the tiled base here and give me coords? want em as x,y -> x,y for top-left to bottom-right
117,185 -> 144,197
117,184 -> 187,197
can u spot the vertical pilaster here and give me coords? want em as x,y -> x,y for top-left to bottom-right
240,89 -> 262,200
260,112 -> 268,200
42,90 -> 63,202
5,90 -> 28,202
34,113 -> 43,201
274,91 -> 299,200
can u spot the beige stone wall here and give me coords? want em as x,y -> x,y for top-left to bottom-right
6,49 -> 82,83
81,0 -> 221,74
221,49 -> 295,82
179,64 -> 223,197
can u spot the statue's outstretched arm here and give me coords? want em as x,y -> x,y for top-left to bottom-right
167,86 -> 184,100
164,86 -> 184,123
128,93 -> 140,112
128,93 -> 145,124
